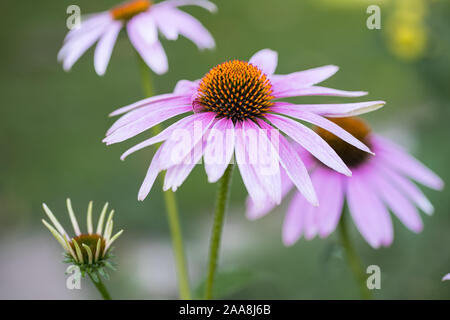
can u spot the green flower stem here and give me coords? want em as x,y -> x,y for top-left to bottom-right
88,273 -> 112,300
338,211 -> 372,300
205,164 -> 234,300
137,56 -> 191,300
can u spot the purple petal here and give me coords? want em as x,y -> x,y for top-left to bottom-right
59,20 -> 112,71
373,135 -> 444,190
257,119 -> 318,206
266,114 -> 351,176
303,199 -> 318,240
442,273 -> 450,281
103,104 -> 192,145
58,13 -> 111,60
138,146 -> 164,201
62,12 -> 111,44
271,65 -> 338,92
314,168 -> 345,238
128,16 -> 168,74
157,112 -> 215,169
243,120 -> 282,205
346,169 -> 393,248
282,192 -> 311,246
249,49 -> 278,76
174,79 -> 200,94
368,163 -> 423,233
164,138 -> 205,191
273,101 -> 385,118
273,86 -> 367,99
129,13 -> 158,46
94,21 -> 122,76
204,118 -> 235,183
155,8 -> 215,49
246,168 -> 293,220
107,95 -> 191,135
270,106 -> 372,154
109,93 -> 189,117
120,113 -> 205,160
374,160 -> 434,215
234,122 -> 270,205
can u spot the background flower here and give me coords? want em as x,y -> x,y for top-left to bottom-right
42,199 -> 123,280
248,117 -> 443,248
58,0 -> 216,75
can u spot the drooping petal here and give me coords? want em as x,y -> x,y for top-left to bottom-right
266,114 -> 351,176
234,122 -> 270,205
157,112 -> 216,170
154,8 -> 179,40
270,106 -> 372,154
120,112 -> 212,160
271,65 -> 338,92
103,104 -> 192,145
109,93 -> 189,117
346,169 -> 393,248
368,163 -> 423,233
273,86 -> 367,99
372,135 -> 444,190
164,138 -> 205,191
374,160 -> 434,215
107,95 -> 191,135
249,49 -> 278,76
244,120 -> 282,205
94,20 -> 122,76
246,168 -> 293,220
282,192 -> 311,246
442,274 -> 450,281
127,15 -> 168,74
62,12 -> 112,44
314,168 -> 345,238
273,101 -> 386,118
129,13 -> 158,46
59,20 -> 112,71
257,120 -> 317,206
138,146 -> 164,201
203,118 -> 235,183
154,8 -> 215,49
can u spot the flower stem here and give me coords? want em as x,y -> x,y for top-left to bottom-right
205,164 -> 234,300
338,211 -> 372,300
88,274 -> 112,300
137,56 -> 191,300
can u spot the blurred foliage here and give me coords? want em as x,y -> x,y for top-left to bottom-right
0,0 -> 449,299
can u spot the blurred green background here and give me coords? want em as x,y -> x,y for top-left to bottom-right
0,0 -> 449,299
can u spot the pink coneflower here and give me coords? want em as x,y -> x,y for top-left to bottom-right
104,49 -> 385,205
58,0 -> 216,75
248,117 -> 443,248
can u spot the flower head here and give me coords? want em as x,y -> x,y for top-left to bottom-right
104,49 -> 385,208
42,199 -> 123,279
58,0 -> 217,75
248,117 -> 444,248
